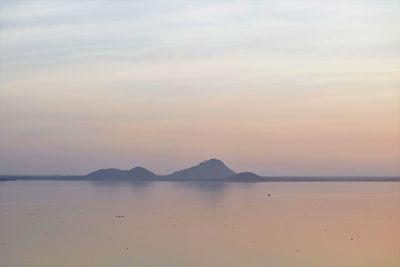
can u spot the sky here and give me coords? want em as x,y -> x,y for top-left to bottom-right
0,0 -> 399,176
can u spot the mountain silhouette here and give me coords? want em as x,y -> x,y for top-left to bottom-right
86,168 -> 128,178
87,166 -> 156,179
2,159 -> 399,182
167,158 -> 236,180
86,158 -> 235,180
224,172 -> 262,181
129,167 -> 156,178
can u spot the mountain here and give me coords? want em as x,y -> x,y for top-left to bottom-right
86,168 -> 128,178
224,172 -> 263,181
128,167 -> 155,178
86,167 -> 156,179
2,159 -> 400,182
167,158 -> 236,180
85,158 -> 236,180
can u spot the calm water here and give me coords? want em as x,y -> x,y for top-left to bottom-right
0,181 -> 399,267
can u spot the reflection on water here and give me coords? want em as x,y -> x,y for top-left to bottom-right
0,181 -> 399,267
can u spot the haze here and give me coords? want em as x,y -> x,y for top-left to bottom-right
0,1 -> 399,176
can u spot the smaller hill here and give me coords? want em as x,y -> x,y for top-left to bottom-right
225,172 -> 264,181
128,167 -> 155,178
86,167 -> 156,180
86,168 -> 128,178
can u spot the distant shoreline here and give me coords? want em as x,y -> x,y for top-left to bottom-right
2,159 -> 399,183
1,175 -> 399,182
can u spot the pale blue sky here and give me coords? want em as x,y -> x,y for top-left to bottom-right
0,0 -> 399,175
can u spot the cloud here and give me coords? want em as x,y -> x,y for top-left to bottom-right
0,0 -> 399,175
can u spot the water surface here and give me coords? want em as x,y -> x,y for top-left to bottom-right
0,181 -> 399,267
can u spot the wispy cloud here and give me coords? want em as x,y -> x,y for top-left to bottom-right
0,0 -> 399,175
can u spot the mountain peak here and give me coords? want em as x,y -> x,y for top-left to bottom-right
169,158 -> 236,180
199,158 -> 225,166
128,167 -> 154,177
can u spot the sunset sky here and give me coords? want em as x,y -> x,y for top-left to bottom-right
0,0 -> 399,176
